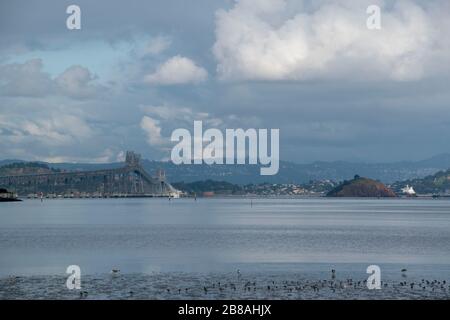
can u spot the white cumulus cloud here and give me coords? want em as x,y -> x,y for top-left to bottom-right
56,65 -> 100,98
140,116 -> 164,146
144,55 -> 208,85
213,0 -> 450,81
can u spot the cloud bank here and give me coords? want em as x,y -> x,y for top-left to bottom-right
0,59 -> 102,98
213,0 -> 450,81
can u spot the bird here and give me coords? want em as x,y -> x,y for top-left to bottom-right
401,268 -> 407,272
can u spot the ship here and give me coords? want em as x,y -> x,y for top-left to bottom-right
400,185 -> 417,197
0,188 -> 21,202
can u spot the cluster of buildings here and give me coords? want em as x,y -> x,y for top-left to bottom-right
242,180 -> 337,196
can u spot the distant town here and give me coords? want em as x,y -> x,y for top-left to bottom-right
172,179 -> 338,197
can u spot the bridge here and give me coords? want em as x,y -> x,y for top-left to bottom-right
0,151 -> 179,197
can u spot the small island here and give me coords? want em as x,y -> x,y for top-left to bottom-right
326,175 -> 396,198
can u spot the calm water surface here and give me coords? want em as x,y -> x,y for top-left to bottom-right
1,198 -> 449,278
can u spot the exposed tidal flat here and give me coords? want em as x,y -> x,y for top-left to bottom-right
0,198 -> 450,299
1,265 -> 450,299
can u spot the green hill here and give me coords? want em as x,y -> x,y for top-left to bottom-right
0,162 -> 59,176
392,169 -> 450,194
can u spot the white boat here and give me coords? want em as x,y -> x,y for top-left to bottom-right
401,185 -> 416,196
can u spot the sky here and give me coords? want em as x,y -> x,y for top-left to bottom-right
0,0 -> 449,164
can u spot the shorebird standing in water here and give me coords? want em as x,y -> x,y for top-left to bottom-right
401,269 -> 407,278
111,269 -> 120,276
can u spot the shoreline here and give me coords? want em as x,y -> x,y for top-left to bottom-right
10,195 -> 450,201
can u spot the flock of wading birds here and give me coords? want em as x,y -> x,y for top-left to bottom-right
73,268 -> 449,298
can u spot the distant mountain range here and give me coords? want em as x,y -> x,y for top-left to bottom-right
2,153 -> 450,185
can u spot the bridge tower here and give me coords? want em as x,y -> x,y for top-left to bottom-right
125,151 -> 141,167
156,168 -> 166,193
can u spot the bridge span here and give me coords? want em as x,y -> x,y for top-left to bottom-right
0,151 -> 179,197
